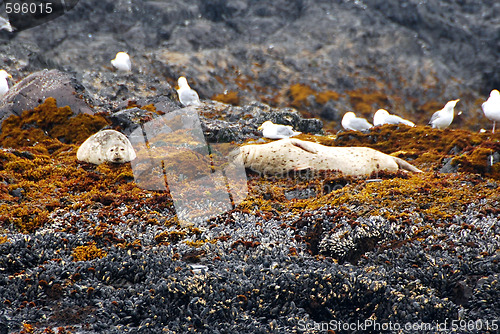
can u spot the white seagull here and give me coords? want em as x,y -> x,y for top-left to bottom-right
341,112 -> 373,131
0,70 -> 12,97
482,89 -> 500,134
258,121 -> 301,139
0,16 -> 14,32
176,76 -> 201,106
111,52 -> 132,72
373,109 -> 415,127
428,99 -> 460,129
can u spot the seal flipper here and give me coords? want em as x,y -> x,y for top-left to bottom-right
394,157 -> 422,173
289,138 -> 319,154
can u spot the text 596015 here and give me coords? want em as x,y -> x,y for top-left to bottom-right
5,2 -> 53,15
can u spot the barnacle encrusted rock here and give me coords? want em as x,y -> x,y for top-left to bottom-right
0,98 -> 499,333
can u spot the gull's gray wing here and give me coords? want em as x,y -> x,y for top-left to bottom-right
387,114 -> 414,126
179,89 -> 200,106
429,110 -> 441,125
275,125 -> 296,137
350,118 -> 372,131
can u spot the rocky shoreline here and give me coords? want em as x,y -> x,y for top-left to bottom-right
1,0 -> 499,333
0,87 -> 498,333
2,0 -> 499,130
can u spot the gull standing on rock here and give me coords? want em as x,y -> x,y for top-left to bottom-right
482,89 -> 500,133
176,76 -> 201,106
0,16 -> 14,32
341,112 -> 373,131
258,121 -> 301,139
428,99 -> 460,129
0,70 -> 12,97
373,109 -> 415,127
111,52 -> 132,72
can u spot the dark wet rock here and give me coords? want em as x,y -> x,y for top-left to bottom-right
440,157 -> 459,174
108,99 -> 322,143
11,150 -> 35,160
298,118 -> 323,135
107,107 -> 156,137
107,108 -> 142,135
448,145 -> 462,156
81,70 -> 177,112
362,0 -> 500,94
255,108 -> 323,135
322,179 -> 348,194
255,108 -> 302,127
9,187 -> 23,198
485,181 -> 498,189
318,100 -> 343,121
0,315 -> 7,334
284,188 -> 316,200
6,1 -> 79,33
0,69 -> 93,125
1,1 -> 499,333
201,119 -> 243,143
4,0 -> 497,130
491,152 -> 500,166
200,101 -> 323,142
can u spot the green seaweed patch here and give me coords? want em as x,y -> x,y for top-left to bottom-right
0,97 -> 109,148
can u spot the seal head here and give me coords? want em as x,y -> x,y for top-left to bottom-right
77,129 -> 136,165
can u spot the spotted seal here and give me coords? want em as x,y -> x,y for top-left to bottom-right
77,129 -> 136,164
235,138 -> 421,176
